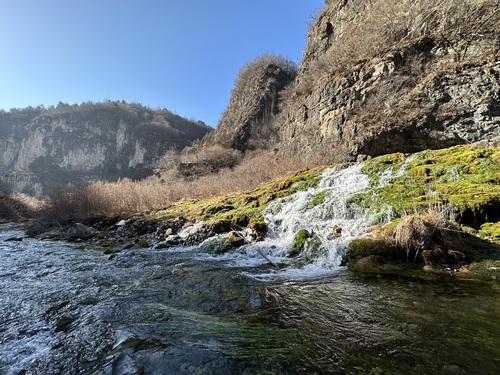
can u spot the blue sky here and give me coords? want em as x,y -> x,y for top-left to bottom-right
0,0 -> 324,127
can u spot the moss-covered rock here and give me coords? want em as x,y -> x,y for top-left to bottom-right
289,229 -> 311,257
468,260 -> 500,280
351,145 -> 500,227
344,238 -> 398,266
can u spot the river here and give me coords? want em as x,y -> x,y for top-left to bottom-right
1,222 -> 500,375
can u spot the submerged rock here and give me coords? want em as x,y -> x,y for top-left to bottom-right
65,223 -> 95,241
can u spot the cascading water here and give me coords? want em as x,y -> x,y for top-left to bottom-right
3,162 -> 500,374
210,163 -> 385,278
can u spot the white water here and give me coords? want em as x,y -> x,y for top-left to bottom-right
205,163 -> 385,279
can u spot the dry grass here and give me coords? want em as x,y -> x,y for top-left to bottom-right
42,149 -> 327,222
0,192 -> 46,220
394,209 -> 465,264
394,210 -> 449,252
299,0 -> 499,95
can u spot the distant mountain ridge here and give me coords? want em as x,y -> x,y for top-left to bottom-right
0,101 -> 212,196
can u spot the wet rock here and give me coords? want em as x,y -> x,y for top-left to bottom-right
198,237 -> 232,255
343,238 -> 400,270
65,223 -> 95,241
289,229 -> 311,257
54,315 -> 77,333
5,236 -> 23,241
182,223 -> 223,246
228,231 -> 246,247
327,225 -> 342,239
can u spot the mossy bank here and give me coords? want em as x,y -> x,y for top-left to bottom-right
29,145 -> 500,281
345,144 -> 500,279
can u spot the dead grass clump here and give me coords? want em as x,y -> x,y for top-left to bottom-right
394,210 -> 465,265
0,191 -> 46,220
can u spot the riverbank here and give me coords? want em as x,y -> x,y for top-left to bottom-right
18,144 -> 500,282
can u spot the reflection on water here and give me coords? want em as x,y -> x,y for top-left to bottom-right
1,223 -> 499,374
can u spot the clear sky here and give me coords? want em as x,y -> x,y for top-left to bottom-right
0,0 -> 324,127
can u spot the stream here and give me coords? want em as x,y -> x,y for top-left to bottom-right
2,164 -> 500,374
1,222 -> 500,375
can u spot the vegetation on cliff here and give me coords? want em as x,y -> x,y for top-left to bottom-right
0,100 -> 212,196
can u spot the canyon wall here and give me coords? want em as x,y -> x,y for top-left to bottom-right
0,102 -> 211,196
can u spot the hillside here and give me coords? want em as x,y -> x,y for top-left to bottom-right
202,0 -> 499,165
278,0 -> 500,162
0,101 -> 212,196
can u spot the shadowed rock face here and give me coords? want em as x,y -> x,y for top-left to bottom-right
208,63 -> 296,151
0,102 -> 212,196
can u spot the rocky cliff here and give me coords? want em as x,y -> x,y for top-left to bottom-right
0,102 -> 211,196
202,54 -> 297,151
277,0 -> 500,162
207,0 -> 500,164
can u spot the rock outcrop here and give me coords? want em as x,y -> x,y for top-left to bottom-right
0,101 -> 212,196
276,0 -> 500,162
207,0 -> 499,164
203,54 -> 296,151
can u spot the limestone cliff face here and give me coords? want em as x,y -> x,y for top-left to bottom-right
0,102 -> 211,196
277,0 -> 500,162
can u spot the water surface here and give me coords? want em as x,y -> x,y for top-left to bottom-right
1,223 -> 500,374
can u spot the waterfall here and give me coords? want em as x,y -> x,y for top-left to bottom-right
216,163 -> 384,279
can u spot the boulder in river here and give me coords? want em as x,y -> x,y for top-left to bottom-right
65,223 -> 96,241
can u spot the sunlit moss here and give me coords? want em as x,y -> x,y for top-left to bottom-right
479,222 -> 500,243
153,167 -> 325,229
352,145 -> 500,223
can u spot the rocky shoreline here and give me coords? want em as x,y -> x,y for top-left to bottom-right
14,145 -> 500,282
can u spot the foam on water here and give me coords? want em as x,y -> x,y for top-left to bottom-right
199,163 -> 387,280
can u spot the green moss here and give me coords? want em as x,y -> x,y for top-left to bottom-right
152,167 -> 326,233
479,222 -> 500,243
290,229 -> 310,257
468,260 -> 500,280
353,146 -> 500,224
361,152 -> 405,185
345,238 -> 397,261
309,190 -> 329,208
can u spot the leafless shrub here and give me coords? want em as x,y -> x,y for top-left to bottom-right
156,144 -> 243,179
